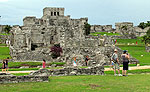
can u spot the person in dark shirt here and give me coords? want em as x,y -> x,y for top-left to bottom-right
85,56 -> 89,66
122,50 -> 130,76
2,60 -> 6,73
5,57 -> 9,73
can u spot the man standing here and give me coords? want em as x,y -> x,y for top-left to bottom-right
85,56 -> 89,66
111,49 -> 122,76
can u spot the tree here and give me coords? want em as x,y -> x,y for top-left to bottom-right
142,28 -> 150,45
3,25 -> 12,34
50,44 -> 63,59
138,21 -> 150,29
84,23 -> 91,35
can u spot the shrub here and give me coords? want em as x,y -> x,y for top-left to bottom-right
50,44 -> 63,59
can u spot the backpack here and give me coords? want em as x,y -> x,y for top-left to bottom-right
112,53 -> 117,63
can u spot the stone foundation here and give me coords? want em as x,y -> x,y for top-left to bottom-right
0,73 -> 49,84
30,66 -> 104,76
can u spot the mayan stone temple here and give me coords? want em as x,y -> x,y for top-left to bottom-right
9,7 -> 138,66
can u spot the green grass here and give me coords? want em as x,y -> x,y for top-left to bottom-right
118,45 -> 150,65
0,62 -> 42,68
116,38 -> 150,65
0,33 -> 10,35
91,32 -> 121,36
1,74 -> 150,92
0,44 -> 7,46
12,73 -> 29,76
0,62 -> 66,69
0,47 -> 11,59
116,37 -> 144,46
0,68 -> 39,71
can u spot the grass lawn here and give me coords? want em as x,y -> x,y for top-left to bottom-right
12,73 -> 29,76
116,37 -> 144,45
90,32 -> 120,36
118,45 -> 150,65
0,33 -> 10,35
0,46 -> 11,59
0,74 -> 150,92
116,38 -> 150,65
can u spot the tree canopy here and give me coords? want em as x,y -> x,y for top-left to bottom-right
138,21 -> 150,29
84,23 -> 91,35
142,28 -> 150,45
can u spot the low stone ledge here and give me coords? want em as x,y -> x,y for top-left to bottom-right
30,66 -> 104,76
0,73 -> 49,84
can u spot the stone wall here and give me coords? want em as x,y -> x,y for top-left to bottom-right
0,25 -> 7,33
134,26 -> 149,37
30,67 -> 104,76
91,25 -> 113,33
0,73 -> 49,84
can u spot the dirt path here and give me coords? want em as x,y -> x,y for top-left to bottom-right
105,65 -> 150,71
1,65 -> 150,73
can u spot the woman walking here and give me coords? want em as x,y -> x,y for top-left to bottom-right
122,50 -> 130,76
42,59 -> 46,68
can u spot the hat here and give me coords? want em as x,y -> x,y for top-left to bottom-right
123,50 -> 127,53
114,49 -> 118,52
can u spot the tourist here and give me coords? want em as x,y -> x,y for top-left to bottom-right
122,50 -> 130,76
111,49 -> 122,76
5,57 -> 9,73
2,60 -> 6,73
73,57 -> 77,67
85,56 -> 89,66
42,59 -> 46,68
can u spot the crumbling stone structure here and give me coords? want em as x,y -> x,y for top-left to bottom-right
0,25 -> 7,33
115,22 -> 148,37
10,7 -> 113,66
30,67 -> 104,76
90,25 -> 113,33
0,73 -> 49,84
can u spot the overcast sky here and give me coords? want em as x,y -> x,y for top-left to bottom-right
0,0 -> 150,27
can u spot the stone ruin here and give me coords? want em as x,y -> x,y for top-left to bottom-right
9,7 -> 115,66
90,22 -> 148,38
0,73 -> 49,84
9,7 -> 139,66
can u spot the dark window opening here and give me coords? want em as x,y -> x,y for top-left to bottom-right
31,44 -> 38,51
54,12 -> 56,16
57,12 -> 59,16
50,36 -> 54,44
42,28 -> 45,30
41,32 -> 45,34
51,12 -> 53,16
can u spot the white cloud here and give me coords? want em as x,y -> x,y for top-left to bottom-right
0,0 -> 9,2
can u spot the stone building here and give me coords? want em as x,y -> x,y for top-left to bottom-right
0,25 -> 7,33
10,7 -> 114,66
90,25 -> 113,33
115,22 -> 147,37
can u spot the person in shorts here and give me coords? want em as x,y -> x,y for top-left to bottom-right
111,49 -> 122,76
122,50 -> 130,76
